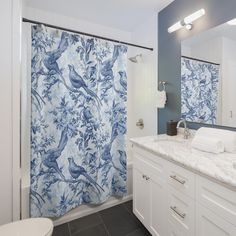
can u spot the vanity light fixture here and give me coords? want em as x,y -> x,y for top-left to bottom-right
168,9 -> 205,33
227,18 -> 236,25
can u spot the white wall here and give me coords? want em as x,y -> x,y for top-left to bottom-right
182,37 -> 222,64
0,0 -> 22,225
0,0 -> 13,225
23,7 -> 132,42
129,13 -> 158,140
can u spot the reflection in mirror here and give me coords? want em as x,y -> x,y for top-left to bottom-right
181,18 -> 236,127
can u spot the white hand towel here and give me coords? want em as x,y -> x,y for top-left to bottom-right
191,135 -> 224,154
195,127 -> 236,153
157,90 -> 167,108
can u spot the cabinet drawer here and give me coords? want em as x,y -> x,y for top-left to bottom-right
196,203 -> 236,236
167,161 -> 195,199
196,175 -> 236,226
167,186 -> 195,236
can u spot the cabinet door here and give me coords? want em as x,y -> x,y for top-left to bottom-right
133,168 -> 149,225
149,176 -> 166,236
196,204 -> 236,236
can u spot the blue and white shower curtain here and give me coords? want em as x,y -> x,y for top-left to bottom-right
30,25 -> 128,217
181,57 -> 220,124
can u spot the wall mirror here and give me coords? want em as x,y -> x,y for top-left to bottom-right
181,18 -> 236,127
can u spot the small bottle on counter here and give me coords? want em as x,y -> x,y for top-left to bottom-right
166,120 -> 178,136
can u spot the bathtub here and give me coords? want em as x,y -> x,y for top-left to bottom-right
21,160 -> 133,226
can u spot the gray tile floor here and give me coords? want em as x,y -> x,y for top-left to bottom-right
52,201 -> 151,236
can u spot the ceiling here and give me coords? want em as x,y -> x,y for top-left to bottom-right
24,0 -> 174,31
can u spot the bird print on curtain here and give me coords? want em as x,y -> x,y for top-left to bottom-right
181,57 -> 220,125
30,25 -> 128,217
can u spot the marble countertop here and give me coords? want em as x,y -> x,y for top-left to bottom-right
130,134 -> 236,189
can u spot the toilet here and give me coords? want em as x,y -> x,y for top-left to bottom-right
0,218 -> 53,236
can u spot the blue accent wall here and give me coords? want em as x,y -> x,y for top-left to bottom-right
158,0 -> 236,134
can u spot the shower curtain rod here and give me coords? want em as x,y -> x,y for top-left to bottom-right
181,56 -> 220,66
22,18 -> 154,51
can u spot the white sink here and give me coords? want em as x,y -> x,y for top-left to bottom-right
153,138 -> 186,144
152,138 -> 190,150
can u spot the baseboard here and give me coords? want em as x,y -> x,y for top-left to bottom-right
53,194 -> 133,226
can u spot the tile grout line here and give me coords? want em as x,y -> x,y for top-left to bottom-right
122,202 -> 148,233
67,223 -> 72,236
122,202 -> 135,218
102,222 -> 112,236
67,213 -> 103,235
60,202 -> 134,236
123,202 -> 130,212
98,212 -> 111,236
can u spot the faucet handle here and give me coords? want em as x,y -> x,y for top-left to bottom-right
136,119 -> 144,129
184,128 -> 190,139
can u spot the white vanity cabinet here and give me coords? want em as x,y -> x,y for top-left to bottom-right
132,145 -> 236,236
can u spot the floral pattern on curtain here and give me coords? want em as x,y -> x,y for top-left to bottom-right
181,57 -> 220,124
30,25 -> 128,217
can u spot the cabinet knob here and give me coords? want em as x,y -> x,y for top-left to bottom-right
136,119 -> 144,129
142,174 -> 150,181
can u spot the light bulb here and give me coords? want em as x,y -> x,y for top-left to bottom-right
168,21 -> 183,33
184,9 -> 205,25
227,18 -> 236,25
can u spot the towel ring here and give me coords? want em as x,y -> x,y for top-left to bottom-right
159,81 -> 166,91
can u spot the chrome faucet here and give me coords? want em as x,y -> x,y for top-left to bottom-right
176,119 -> 190,139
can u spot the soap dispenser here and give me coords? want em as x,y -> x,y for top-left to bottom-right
166,120 -> 178,136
